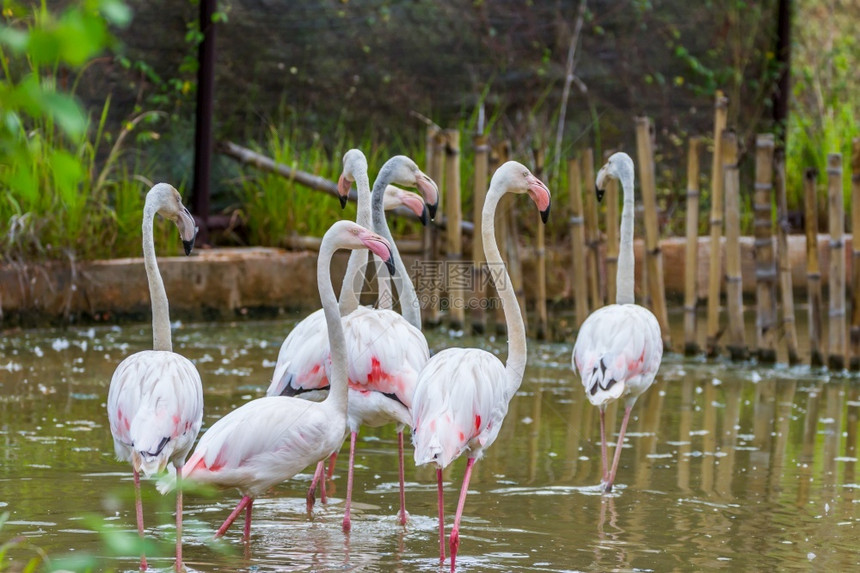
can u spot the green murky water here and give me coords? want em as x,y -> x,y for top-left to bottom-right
1,317 -> 859,571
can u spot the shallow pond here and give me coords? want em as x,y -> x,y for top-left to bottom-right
1,316 -> 859,571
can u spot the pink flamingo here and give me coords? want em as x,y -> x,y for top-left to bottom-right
571,151 -> 663,493
268,154 -> 435,532
106,183 -> 203,572
411,161 -> 551,571
159,220 -> 395,541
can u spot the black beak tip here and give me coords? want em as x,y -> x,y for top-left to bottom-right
420,205 -> 429,226
339,195 -> 349,209
427,202 -> 438,221
183,239 -> 195,256
540,202 -> 551,225
596,188 -> 606,203
385,255 -> 396,276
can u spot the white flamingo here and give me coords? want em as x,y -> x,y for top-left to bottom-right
159,220 -> 395,541
571,151 -> 663,493
106,183 -> 202,572
411,161 -> 551,571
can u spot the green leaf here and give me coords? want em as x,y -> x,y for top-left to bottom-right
0,25 -> 29,52
99,0 -> 132,27
39,91 -> 87,139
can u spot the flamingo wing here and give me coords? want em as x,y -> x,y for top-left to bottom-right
411,348 -> 507,468
572,304 -> 663,407
267,309 -> 331,398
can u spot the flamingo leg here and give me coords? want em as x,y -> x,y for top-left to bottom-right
214,495 -> 252,538
243,498 -> 253,543
133,468 -> 148,571
436,468 -> 446,563
599,407 -> 609,484
605,405 -> 634,493
307,460 -> 325,513
397,431 -> 407,525
326,451 -> 338,480
342,431 -> 357,533
319,459 -> 328,504
175,467 -> 183,572
449,457 -> 476,573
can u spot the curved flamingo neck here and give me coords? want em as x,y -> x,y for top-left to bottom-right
339,168 -> 372,315
616,169 -> 635,305
142,203 -> 172,352
319,239 -> 349,413
371,163 -> 421,328
482,186 -> 526,396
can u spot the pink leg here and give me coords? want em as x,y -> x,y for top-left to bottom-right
397,431 -> 407,526
436,468 -> 446,563
215,495 -> 252,538
175,468 -> 183,572
342,431 -> 357,533
243,498 -> 253,543
599,407 -> 609,484
326,451 -> 338,480
319,460 -> 328,504
605,406 -> 633,493
307,461 -> 324,513
133,469 -> 148,571
449,458 -> 476,573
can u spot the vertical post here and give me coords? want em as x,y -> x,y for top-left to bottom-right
851,139 -> 860,369
192,0 -> 217,244
753,134 -> 777,363
635,116 -> 672,350
683,137 -> 702,355
568,157 -> 590,328
582,149 -> 602,310
421,125 -> 439,327
445,129 -> 464,330
534,148 -> 549,340
827,153 -> 846,370
471,133 -> 489,334
775,149 -> 800,364
604,150 -> 619,304
805,168 -> 824,367
722,131 -> 747,360
706,93 -> 730,356
424,128 -> 446,327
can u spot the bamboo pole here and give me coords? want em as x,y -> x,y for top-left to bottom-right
706,93 -> 729,356
470,133 -> 489,334
774,149 -> 800,365
850,139 -> 860,369
683,137 -> 702,355
582,148 -> 602,310
805,168 -> 824,367
722,130 -> 747,360
568,157 -> 590,328
422,127 -> 446,327
534,148 -> 548,340
604,150 -> 619,304
827,153 -> 846,370
444,129 -> 464,330
635,117 -> 672,349
753,134 -> 777,363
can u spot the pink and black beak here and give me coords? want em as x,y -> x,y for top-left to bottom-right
337,173 -> 352,209
399,190 -> 429,226
415,171 -> 439,220
362,233 -> 396,276
526,174 -> 552,224
177,207 -> 198,255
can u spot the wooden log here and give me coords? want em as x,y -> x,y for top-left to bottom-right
805,168 -> 825,367
851,139 -> 860,369
470,133 -> 490,334
706,93 -> 729,356
722,130 -> 747,360
635,116 -> 672,350
534,148 -> 549,340
568,157 -> 590,329
582,148 -> 602,310
444,129 -> 464,330
604,150 -> 619,305
753,134 -> 777,363
827,153 -> 846,370
683,137 -> 702,355
774,149 -> 800,365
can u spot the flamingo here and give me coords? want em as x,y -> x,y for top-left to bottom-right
159,220 -> 396,541
411,161 -> 551,571
571,151 -> 663,493
106,183 -> 203,572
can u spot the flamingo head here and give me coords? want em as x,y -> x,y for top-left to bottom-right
148,183 -> 198,255
329,220 -> 396,275
384,155 -> 439,220
493,161 -> 552,224
383,185 -> 429,226
595,151 -> 635,203
338,148 -> 368,209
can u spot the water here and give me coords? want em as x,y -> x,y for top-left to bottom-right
1,317 -> 859,571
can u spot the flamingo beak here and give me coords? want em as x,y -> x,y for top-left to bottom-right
177,207 -> 198,255
526,175 -> 552,225
595,165 -> 608,203
415,171 -> 439,220
337,174 -> 352,209
362,235 -> 396,276
400,190 -> 428,226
